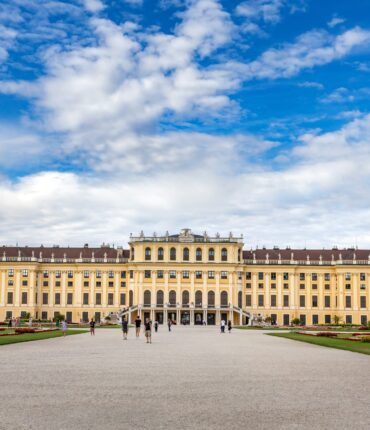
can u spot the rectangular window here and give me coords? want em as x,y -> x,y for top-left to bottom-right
246,272 -> 252,280
312,283 -> 317,290
258,283 -> 263,289
42,311 -> 48,320
82,312 -> 89,323
325,315 -> 331,324
324,273 -> 330,282
271,272 -> 276,280
55,271 -> 61,278
238,272 -> 242,280
283,283 -> 289,289
346,315 -> 352,324
324,284 -> 330,290
157,270 -> 164,279
120,293 -> 126,306
42,293 -> 48,305
283,272 -> 289,280
108,281 -> 114,288
360,296 -> 366,308
312,273 -> 317,281
67,271 -> 73,278
96,281 -> 101,288
345,273 -> 351,281
258,272 -> 264,280
170,271 -> 177,279
66,312 -> 72,322
96,271 -> 102,278
55,293 -> 60,305
345,296 -> 351,308
22,280 -> 28,287
283,314 -> 289,325
324,296 -> 330,308
130,270 -> 133,279
258,295 -> 264,306
208,271 -> 215,279
83,293 -> 89,305
312,314 -> 318,325
121,281 -> 126,288
7,291 -> 13,304
108,271 -> 114,279
181,271 -> 189,279
195,271 -> 202,279
67,293 -> 73,305
300,283 -> 305,290
312,295 -> 318,307
299,273 -> 305,281
95,312 -> 101,323
43,270 -> 49,278
6,311 -> 12,320
271,283 -> 276,289
144,270 -> 151,279
68,281 -> 73,287
55,281 -> 61,287
8,269 -> 14,277
221,271 -> 228,279
84,281 -> 89,287
84,271 -> 89,278
246,283 -> 251,289
283,295 -> 289,307
43,280 -> 48,287
345,283 -> 351,290
121,271 -> 126,279
300,315 -> 306,325
96,293 -> 101,305
108,293 -> 114,305
22,269 -> 28,277
271,295 -> 276,307
361,315 -> 368,325
20,311 -> 27,318
246,295 -> 252,306
21,292 -> 28,305
299,295 -> 305,307
360,273 -> 366,281
8,279 -> 14,286
360,283 -> 366,290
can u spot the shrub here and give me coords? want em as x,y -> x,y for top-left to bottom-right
291,318 -> 301,326
15,328 -> 35,334
359,326 -> 370,331
360,336 -> 370,343
316,332 -> 338,337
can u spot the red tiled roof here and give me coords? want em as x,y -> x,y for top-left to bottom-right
242,249 -> 370,261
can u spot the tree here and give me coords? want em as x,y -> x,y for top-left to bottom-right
291,318 -> 301,326
333,315 -> 341,325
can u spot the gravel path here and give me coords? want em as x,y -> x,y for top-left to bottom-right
0,326 -> 369,430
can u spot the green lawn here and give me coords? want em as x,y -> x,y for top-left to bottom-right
268,332 -> 370,355
0,329 -> 88,346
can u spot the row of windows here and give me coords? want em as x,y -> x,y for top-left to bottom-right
143,290 -> 229,307
143,247 -> 231,262
144,270 -> 230,280
6,270 -> 127,279
6,292 -> 127,306
4,280 -> 128,288
245,282 -> 368,290
277,314 -> 368,326
246,272 -> 368,281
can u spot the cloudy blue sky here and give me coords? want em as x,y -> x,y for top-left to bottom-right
0,0 -> 370,248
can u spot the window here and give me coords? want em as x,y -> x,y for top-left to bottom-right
109,281 -> 115,288
131,247 -> 135,261
20,311 -> 27,318
221,271 -> 228,280
143,290 -> 151,306
67,271 -> 73,278
66,312 -> 72,322
169,290 -> 176,306
121,281 -> 126,288
95,312 -> 101,323
182,271 -> 189,279
246,272 -> 252,280
157,290 -> 164,306
345,283 -> 351,290
7,292 -> 13,304
345,273 -> 351,281
83,293 -> 89,305
208,271 -> 215,279
21,292 -> 28,305
157,270 -> 164,279
299,273 -> 305,281
55,293 -> 61,305
8,269 -> 14,277
130,270 -> 134,279
144,270 -> 151,279
312,296 -> 318,307
170,247 -> 176,261
67,293 -> 73,305
283,295 -> 289,307
84,271 -> 89,278
120,293 -> 126,306
312,283 -> 317,290
82,312 -> 89,323
121,271 -> 126,279
324,284 -> 330,290
96,281 -> 101,288
22,269 -> 28,277
42,293 -> 48,305
360,273 -> 366,281
145,247 -> 151,261
96,293 -> 101,305
324,273 -> 330,282
271,272 -> 276,280
300,315 -> 306,325
361,315 -> 368,325
43,280 -> 48,287
208,291 -> 215,307
271,283 -> 277,289
221,248 -> 227,262
55,271 -> 61,278
158,247 -> 164,261
325,315 -> 331,324
258,272 -> 264,280
246,283 -> 251,289
312,315 -> 319,325
360,283 -> 366,290
42,311 -> 48,320
324,296 -> 330,308
68,281 -> 73,287
8,279 -> 14,286
312,273 -> 317,281
55,281 -> 61,287
169,271 -> 176,279
22,280 -> 28,286
43,270 -> 49,278
84,281 -> 89,287
345,296 -> 351,308
238,272 -> 242,280
283,272 -> 289,280
108,293 -> 114,305
360,296 -> 366,308
196,248 -> 202,261
220,291 -> 228,307
108,271 -> 114,279
208,248 -> 215,261
258,283 -> 263,289
195,271 -> 202,279
283,283 -> 289,289
183,247 -> 189,261
299,295 -> 305,307
300,284 -> 305,290
346,315 -> 352,324
246,294 -> 252,306
258,295 -> 264,306
271,295 -> 276,307
6,311 -> 12,320
195,290 -> 202,307
96,271 -> 102,279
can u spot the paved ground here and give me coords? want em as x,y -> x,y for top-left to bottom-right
1,327 -> 370,430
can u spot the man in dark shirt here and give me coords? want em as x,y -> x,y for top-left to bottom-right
122,316 -> 128,340
135,315 -> 142,337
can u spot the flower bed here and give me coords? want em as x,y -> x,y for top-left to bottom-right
15,328 -> 35,334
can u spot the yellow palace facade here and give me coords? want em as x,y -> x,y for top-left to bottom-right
0,229 -> 369,326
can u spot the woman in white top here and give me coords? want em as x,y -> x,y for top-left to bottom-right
61,320 -> 68,337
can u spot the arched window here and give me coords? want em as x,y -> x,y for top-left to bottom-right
158,247 -> 164,261
208,290 -> 215,307
195,290 -> 202,307
130,247 -> 135,261
221,248 -> 228,262
169,290 -> 176,306
196,248 -> 202,261
238,291 -> 242,308
183,247 -> 189,261
170,247 -> 176,261
156,290 -> 164,307
208,248 -> 215,261
182,290 -> 189,306
220,291 -> 228,307
145,247 -> 151,261
143,290 -> 151,306
129,290 -> 133,306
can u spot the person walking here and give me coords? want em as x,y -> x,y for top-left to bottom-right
135,315 -> 142,338
154,320 -> 159,333
61,319 -> 68,337
28,317 -> 33,328
220,319 -> 226,333
122,316 -> 128,340
167,318 -> 172,332
89,318 -> 95,336
227,320 -> 232,333
144,318 -> 152,344
8,318 -> 12,328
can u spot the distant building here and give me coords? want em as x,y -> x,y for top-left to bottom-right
0,228 -> 369,326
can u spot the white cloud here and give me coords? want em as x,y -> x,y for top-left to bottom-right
83,0 -> 105,12
297,81 -> 324,90
236,0 -> 284,24
328,16 -> 345,28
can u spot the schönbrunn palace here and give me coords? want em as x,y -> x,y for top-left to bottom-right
1,229 -> 369,326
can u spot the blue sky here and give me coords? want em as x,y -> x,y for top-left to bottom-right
0,0 -> 370,247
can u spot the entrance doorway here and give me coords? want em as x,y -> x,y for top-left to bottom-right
207,313 -> 215,325
155,312 -> 163,324
143,312 -> 150,321
181,311 -> 190,325
221,313 -> 228,323
168,312 -> 177,323
194,312 -> 203,325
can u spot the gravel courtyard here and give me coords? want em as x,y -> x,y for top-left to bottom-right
1,326 -> 369,430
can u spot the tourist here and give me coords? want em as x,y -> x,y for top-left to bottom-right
144,318 -> 152,344
135,315 -> 142,337
227,320 -> 232,333
122,316 -> 128,340
220,319 -> 226,333
8,318 -> 12,328
154,320 -> 159,332
28,317 -> 33,328
61,319 -> 68,337
167,318 -> 172,332
89,318 -> 95,336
